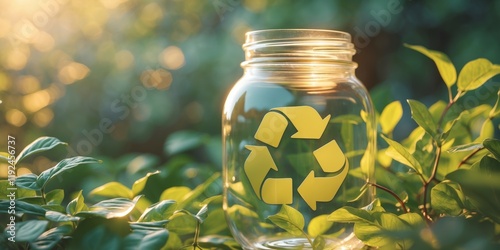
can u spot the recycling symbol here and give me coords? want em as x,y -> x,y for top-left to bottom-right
244,106 -> 349,211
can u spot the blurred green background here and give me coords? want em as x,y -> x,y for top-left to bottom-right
1,0 -> 499,185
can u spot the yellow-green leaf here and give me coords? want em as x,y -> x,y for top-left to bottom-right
89,182 -> 133,199
267,205 -> 305,236
380,101 -> 403,134
489,90 -> 500,119
382,135 -> 424,175
308,215 -> 333,237
159,186 -> 191,202
405,44 -> 457,87
131,171 -> 160,196
457,58 -> 500,92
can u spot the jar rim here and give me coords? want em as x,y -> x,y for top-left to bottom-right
244,29 -> 352,47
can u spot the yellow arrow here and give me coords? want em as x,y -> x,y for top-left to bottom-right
297,160 -> 349,211
271,106 -> 331,139
244,145 -> 278,199
254,112 -> 288,148
313,139 -> 345,173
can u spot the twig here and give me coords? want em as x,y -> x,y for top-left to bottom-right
457,147 -> 483,169
368,182 -> 408,213
422,145 -> 441,222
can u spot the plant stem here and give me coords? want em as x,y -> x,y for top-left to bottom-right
457,147 -> 484,169
422,145 -> 441,222
368,182 -> 408,213
300,228 -> 314,247
192,220 -> 201,250
437,100 -> 455,131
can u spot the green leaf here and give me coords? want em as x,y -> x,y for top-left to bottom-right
30,225 -> 72,250
125,228 -> 169,250
46,210 -> 80,222
159,186 -> 191,202
164,130 -> 209,156
447,142 -> 483,153
382,135 -> 424,175
267,205 -> 305,236
36,156 -> 100,190
405,44 -> 457,87
45,189 -> 64,205
312,235 -> 326,250
137,200 -> 177,222
67,190 -> 88,215
431,182 -> 464,216
76,196 -> 141,219
308,215 -> 333,237
447,157 -> 500,189
327,206 -> 374,224
197,235 -> 242,250
0,200 -> 46,216
407,99 -> 438,138
398,213 -> 425,228
166,212 -> 198,235
15,137 -> 67,165
201,208 -> 227,235
457,58 -> 500,92
15,173 -> 40,190
195,204 -> 209,222
177,172 -> 220,210
489,90 -> 500,119
0,180 -> 34,199
89,182 -> 133,199
15,220 -> 49,242
131,171 -> 160,196
483,138 -> 500,161
380,101 -> 403,134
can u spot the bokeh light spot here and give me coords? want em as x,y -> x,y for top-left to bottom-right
115,50 -> 135,70
58,62 -> 90,84
6,48 -> 29,70
18,75 -> 40,94
33,108 -> 54,127
140,69 -> 172,90
159,46 -> 185,70
6,109 -> 27,127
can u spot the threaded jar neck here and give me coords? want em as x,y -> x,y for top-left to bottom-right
242,29 -> 357,69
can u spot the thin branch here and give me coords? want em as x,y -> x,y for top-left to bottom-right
422,145 -> 441,222
457,147 -> 484,169
368,182 -> 408,213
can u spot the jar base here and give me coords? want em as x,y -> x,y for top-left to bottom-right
248,233 -> 364,250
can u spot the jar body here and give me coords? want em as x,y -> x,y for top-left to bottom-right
222,29 -> 376,249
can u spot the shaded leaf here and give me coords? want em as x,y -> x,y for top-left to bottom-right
15,173 -> 40,190
124,228 -> 169,250
380,101 -> 403,134
327,206 -> 374,224
267,205 -> 305,236
89,182 -> 133,199
46,210 -> 80,222
431,182 -> 464,216
36,156 -> 100,190
407,99 -> 438,138
45,189 -> 64,205
166,212 -> 197,235
483,138 -> 500,161
312,235 -> 326,250
457,58 -> 500,92
0,200 -> 46,216
15,137 -> 67,165
15,220 -> 48,242
164,130 -> 209,156
76,196 -> 140,219
138,200 -> 177,222
30,225 -> 72,250
131,171 -> 160,196
177,172 -> 221,210
405,44 -> 457,87
198,235 -> 242,250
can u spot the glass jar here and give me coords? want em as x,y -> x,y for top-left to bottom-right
222,29 -> 376,249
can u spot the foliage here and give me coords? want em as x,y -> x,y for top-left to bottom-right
262,45 -> 500,249
0,136 -> 237,250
